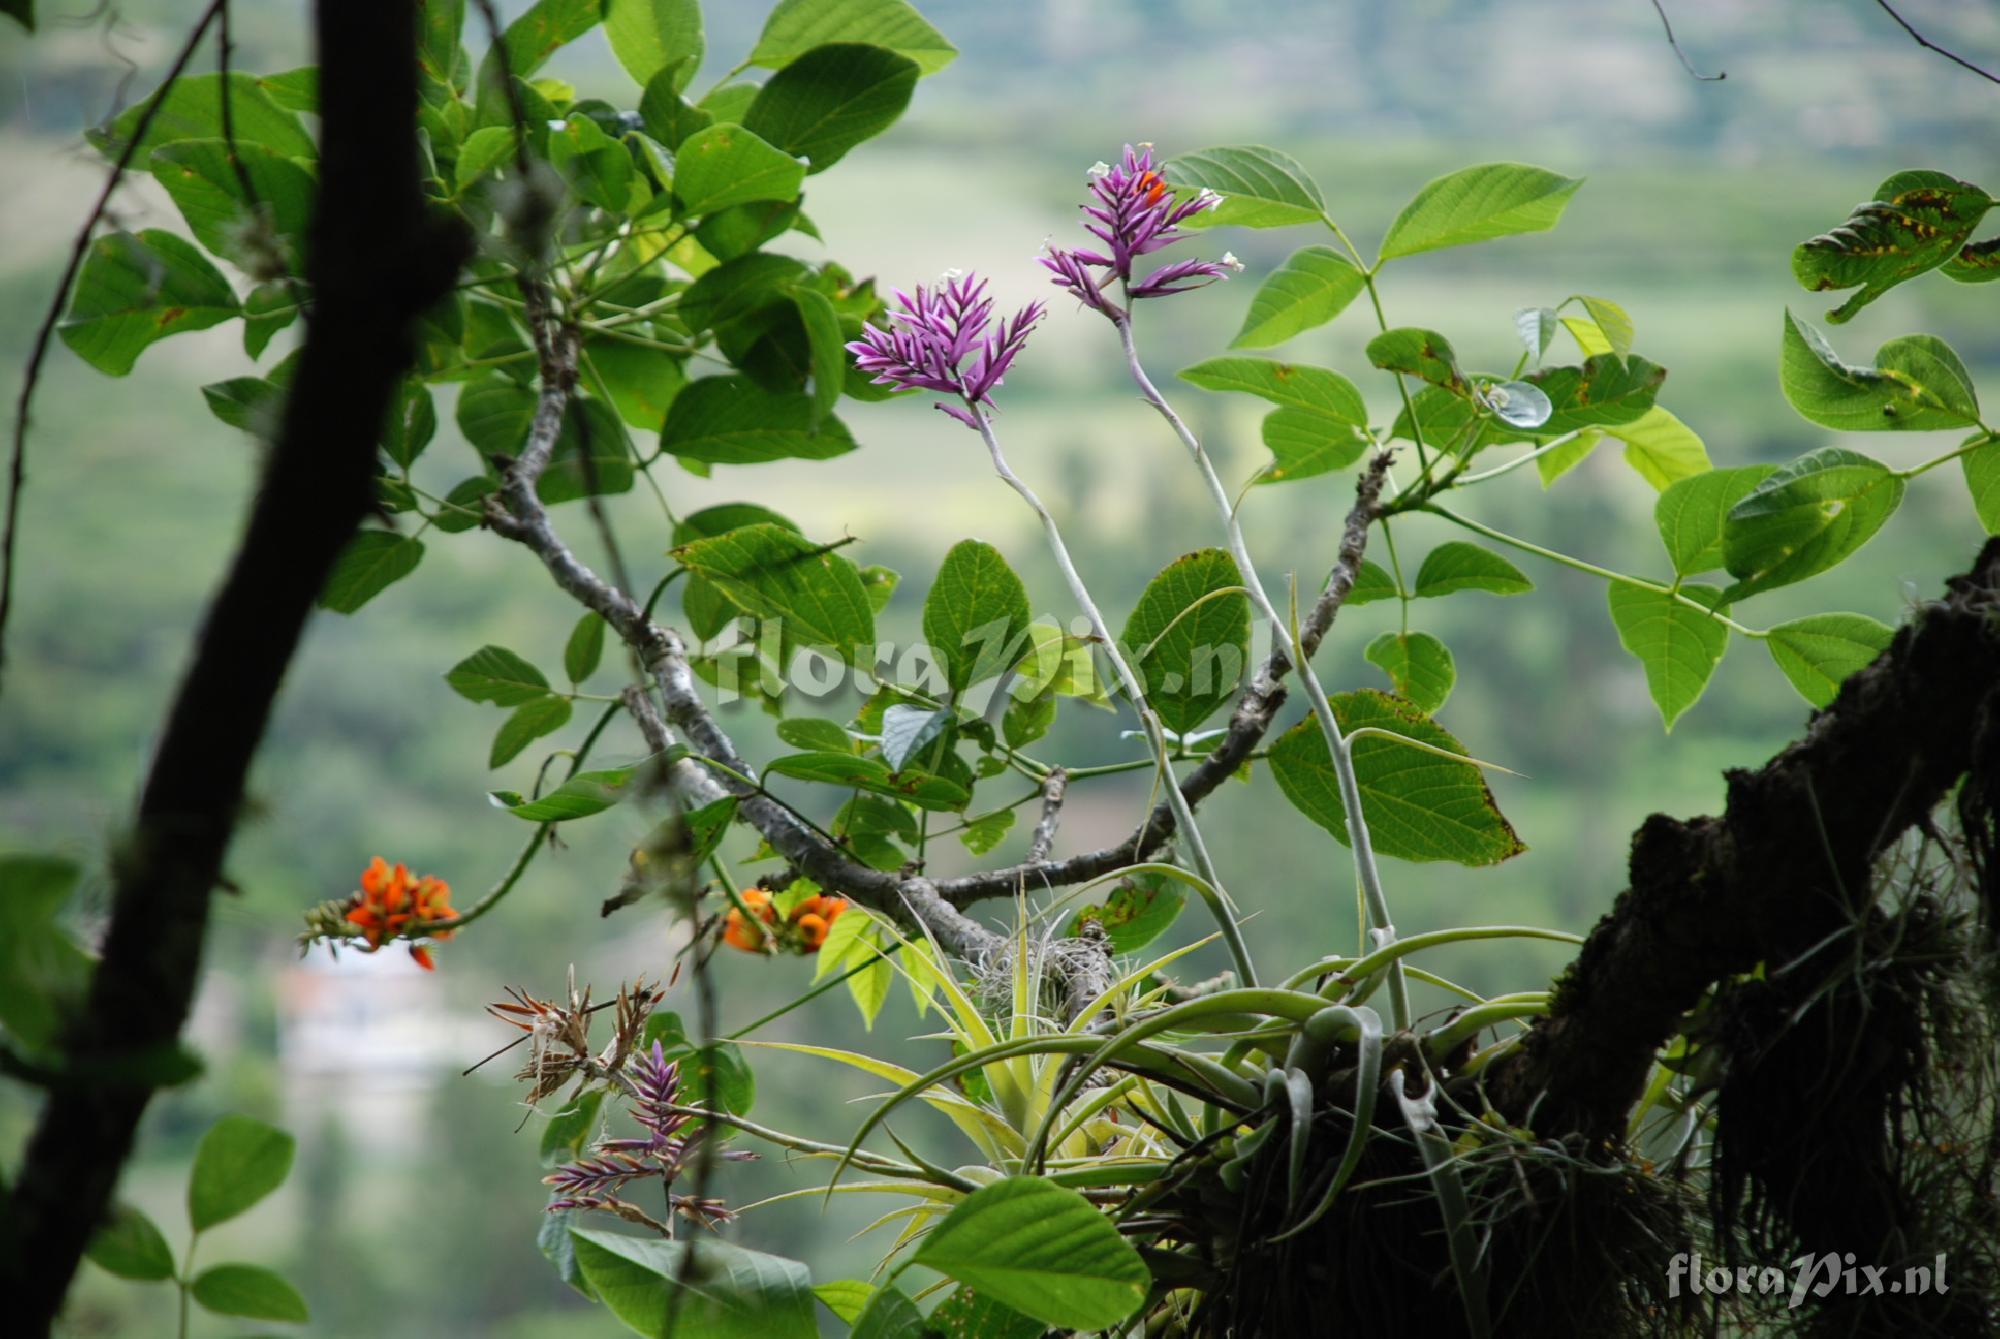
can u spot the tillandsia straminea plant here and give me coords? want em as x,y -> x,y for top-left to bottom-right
8,0 -> 2000,1335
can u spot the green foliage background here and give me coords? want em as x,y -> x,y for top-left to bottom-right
1,1 -> 1996,1333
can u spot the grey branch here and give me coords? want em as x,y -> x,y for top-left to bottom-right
1028,767 -> 1068,863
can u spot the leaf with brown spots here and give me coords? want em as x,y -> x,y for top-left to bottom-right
1943,235 -> 2000,286
1792,169 -> 1994,322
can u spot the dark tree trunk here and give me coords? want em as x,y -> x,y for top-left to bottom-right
0,3 -> 464,1330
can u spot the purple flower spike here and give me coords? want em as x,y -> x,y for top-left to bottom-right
1038,143 -> 1242,319
845,272 -> 1046,427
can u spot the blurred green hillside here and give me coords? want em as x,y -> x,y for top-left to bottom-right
2,1 -> 1997,1334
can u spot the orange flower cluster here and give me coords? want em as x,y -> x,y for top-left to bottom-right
722,889 -> 849,954
345,856 -> 457,970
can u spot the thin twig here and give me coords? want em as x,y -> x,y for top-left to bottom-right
1,0 -> 228,692
1028,767 -> 1068,863
1871,0 -> 2000,86
1649,0 -> 1725,81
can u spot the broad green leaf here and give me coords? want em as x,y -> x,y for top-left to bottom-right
242,281 -> 297,359
958,808 -> 1015,856
1345,560 -> 1398,606
565,613 -> 607,682
446,645 -> 551,705
660,376 -> 855,465
743,44 -> 919,173
750,0 -> 957,75
570,1230 -> 817,1339
188,1115 -> 295,1232
190,1264 -> 309,1322
3,1 -> 32,32
1944,237 -> 2000,285
548,113 -> 633,211
671,522 -> 875,657
1606,583 -> 1729,731
1963,438 -> 2000,534
1654,465 -> 1776,576
788,286 -> 846,424
538,1088 -> 605,1167
1722,447 -> 1905,601
925,1286 -> 1046,1339
674,125 -> 806,214
678,253 -> 812,337
813,1280 -> 877,1324
765,752 -> 967,812
674,503 -> 802,640
1534,429 -> 1601,487
151,139 -> 316,271
1066,871 -> 1186,953
318,532 -> 424,614
638,65 -> 713,149
0,855 -> 92,1053
851,1285 -> 927,1339
1230,246 -> 1364,348
1366,327 -> 1465,392
494,765 -> 641,822
58,230 -> 239,376
1780,312 -> 1983,433
380,381 -> 437,470
776,717 -> 853,753
1529,355 -> 1669,436
1364,631 -> 1455,712
911,1177 -> 1148,1330
202,374 -> 283,436
604,0 -> 702,87
491,696 -> 573,767
925,539 -> 1032,693
1515,306 -> 1557,361
688,1040 -> 757,1115
1120,549 -> 1250,736
416,0 -> 465,90
88,73 -> 316,162
1177,356 -> 1367,422
1560,296 -> 1634,359
1609,406 -> 1709,491
1764,613 -> 1894,708
880,704 -> 951,771
1259,406 -> 1369,482
1412,543 -> 1532,598
1793,169 -> 1995,322
586,341 -> 687,430
85,1203 -> 175,1281
494,0 -> 602,79
1162,144 -> 1326,229
1266,689 -> 1524,866
1378,162 -> 1583,261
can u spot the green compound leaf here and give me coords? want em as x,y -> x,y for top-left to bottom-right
603,0 -> 703,87
1412,542 -> 1532,598
565,612 -> 607,683
1162,144 -> 1326,229
1345,560 -> 1399,606
1527,355 -> 1668,436
1780,312 -> 1983,433
671,521 -> 875,659
924,539 -> 1032,693
85,1203 -> 175,1282
1793,169 -> 1995,322
750,0 -> 957,75
911,1177 -> 1149,1331
1230,246 -> 1365,348
674,124 -> 806,214
1366,327 -> 1466,393
318,532 -> 424,614
188,1115 -> 295,1232
1764,613 -> 1895,709
1267,689 -> 1524,867
1606,583 -> 1730,732
743,43 -> 918,174
764,752 -> 968,812
1654,465 -> 1776,576
88,72 -> 317,162
151,139 -> 316,272
189,1264 -> 309,1323
1258,406 -> 1368,482
446,645 -> 552,706
1962,437 -> 2000,534
58,230 -> 239,377
490,696 -> 573,768
493,765 -> 642,822
1722,447 -> 1905,602
570,1230 -> 817,1339
1364,631 -> 1456,713
1379,162 -> 1583,261
1608,406 -> 1709,491
1178,356 -> 1370,482
660,376 -> 856,466
1120,549 -> 1251,736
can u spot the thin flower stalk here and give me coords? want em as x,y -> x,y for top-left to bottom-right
1113,314 -> 1409,1029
